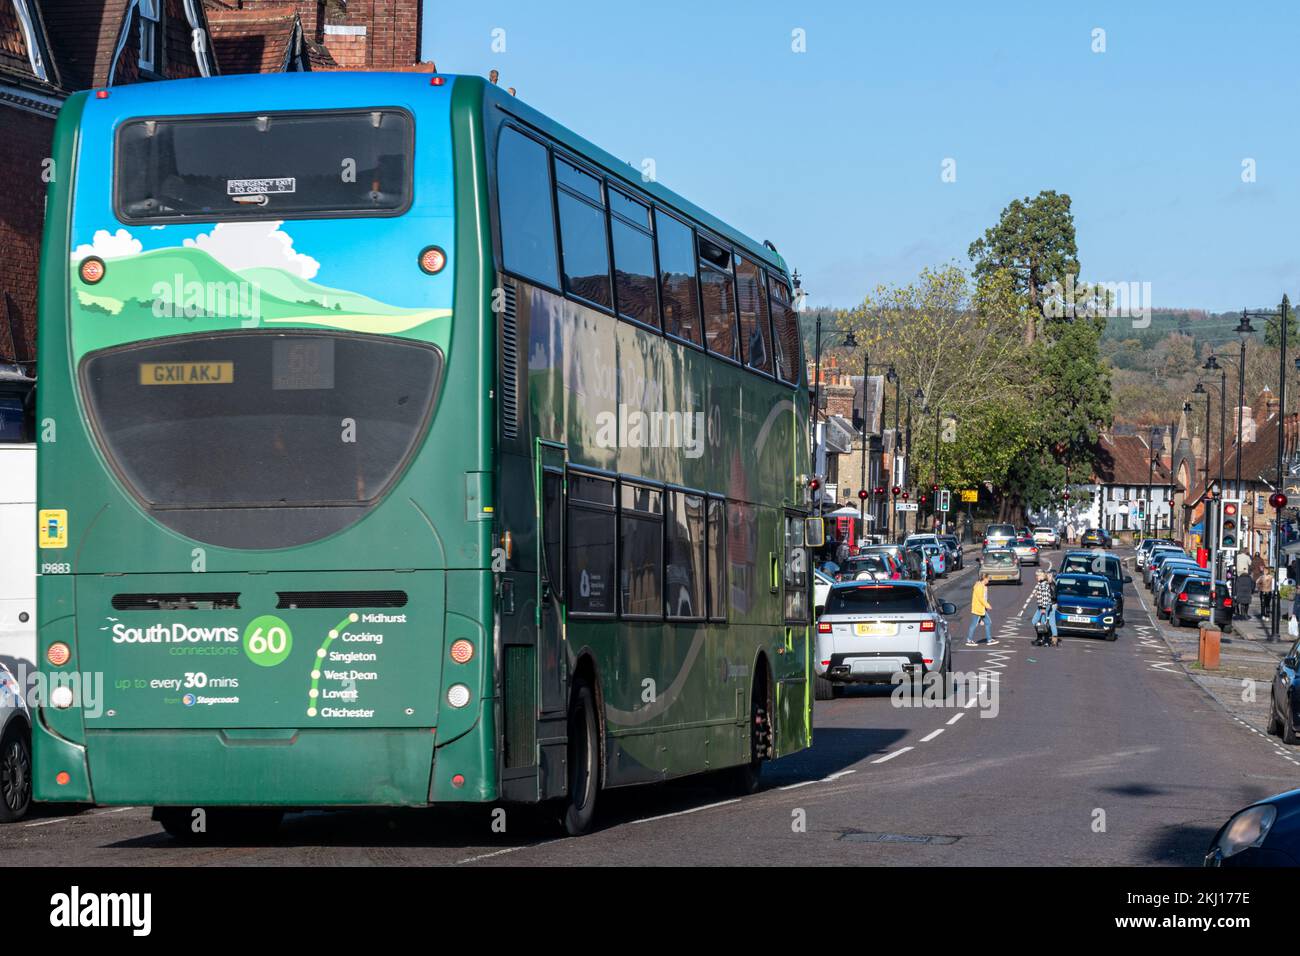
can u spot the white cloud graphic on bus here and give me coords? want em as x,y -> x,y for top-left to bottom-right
70,228 -> 143,261
182,220 -> 320,278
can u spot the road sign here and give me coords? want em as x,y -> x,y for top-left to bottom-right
960,489 -> 978,503
896,502 -> 919,512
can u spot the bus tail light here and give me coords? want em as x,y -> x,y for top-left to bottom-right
446,684 -> 471,708
47,642 -> 71,667
418,245 -> 446,274
817,621 -> 832,633
79,256 -> 105,284
920,620 -> 936,631
56,772 -> 70,785
449,639 -> 474,664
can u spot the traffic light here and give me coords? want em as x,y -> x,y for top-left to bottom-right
939,489 -> 951,512
1220,498 -> 1240,552
891,485 -> 901,496
858,489 -> 868,501
931,483 -> 939,493
919,494 -> 928,506
1270,492 -> 1288,510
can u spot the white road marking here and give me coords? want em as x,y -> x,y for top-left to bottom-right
872,746 -> 914,764
629,797 -> 740,825
823,769 -> 857,781
24,817 -> 66,828
777,779 -> 819,791
456,844 -> 549,865
921,729 -> 945,742
947,712 -> 965,726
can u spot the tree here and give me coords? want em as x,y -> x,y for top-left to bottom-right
1264,294 -> 1298,348
968,190 -> 1080,346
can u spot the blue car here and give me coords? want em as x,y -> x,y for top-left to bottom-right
1206,789 -> 1300,866
1051,573 -> 1119,641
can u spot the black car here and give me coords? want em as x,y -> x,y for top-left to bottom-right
1051,573 -> 1119,640
937,534 -> 963,570
1079,528 -> 1112,548
1206,789 -> 1300,866
1058,550 -> 1129,625
862,545 -> 926,582
1171,577 -> 1233,631
1268,638 -> 1300,745
1155,568 -> 1208,620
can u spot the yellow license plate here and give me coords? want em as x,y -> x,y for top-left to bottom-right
855,622 -> 898,636
139,361 -> 234,385
1196,608 -> 1210,617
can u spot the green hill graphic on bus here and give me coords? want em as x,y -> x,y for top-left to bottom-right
73,245 -> 451,347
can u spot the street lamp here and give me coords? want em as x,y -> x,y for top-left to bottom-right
809,310 -> 857,517
1232,312 -> 1257,500
1146,425 -> 1158,537
886,365 -> 900,541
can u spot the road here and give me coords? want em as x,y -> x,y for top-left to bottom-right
6,547 -> 1296,866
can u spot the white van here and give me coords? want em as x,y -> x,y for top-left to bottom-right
0,442 -> 35,676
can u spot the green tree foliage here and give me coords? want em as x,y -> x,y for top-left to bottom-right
1264,294 -> 1298,348
968,190 -> 1080,345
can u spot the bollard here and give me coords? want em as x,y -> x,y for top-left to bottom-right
1198,624 -> 1221,669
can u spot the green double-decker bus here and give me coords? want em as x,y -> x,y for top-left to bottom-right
34,71 -> 814,836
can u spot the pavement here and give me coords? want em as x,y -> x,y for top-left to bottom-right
5,544 -> 1299,865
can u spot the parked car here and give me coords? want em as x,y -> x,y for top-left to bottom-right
980,548 -> 1022,584
1156,568 -> 1209,620
814,580 -> 956,699
1205,789 -> 1300,866
1136,537 -> 1178,565
0,663 -> 31,823
1079,527 -> 1113,548
1051,573 -> 1119,641
1143,547 -> 1188,587
861,545 -> 926,582
1146,550 -> 1194,590
1011,536 -> 1041,566
1153,561 -> 1205,611
920,543 -> 947,578
837,552 -> 893,582
1032,527 -> 1060,549
984,523 -> 1017,548
937,534 -> 964,570
1268,639 -> 1300,746
1171,577 -> 1233,631
1058,550 -> 1130,625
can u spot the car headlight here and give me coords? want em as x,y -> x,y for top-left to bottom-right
1214,804 -> 1277,859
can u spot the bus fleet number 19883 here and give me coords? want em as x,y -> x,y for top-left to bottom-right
42,563 -> 71,575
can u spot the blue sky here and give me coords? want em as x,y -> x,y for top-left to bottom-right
424,1 -> 1300,314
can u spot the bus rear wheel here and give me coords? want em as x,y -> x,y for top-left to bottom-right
726,671 -> 772,795
560,683 -> 600,836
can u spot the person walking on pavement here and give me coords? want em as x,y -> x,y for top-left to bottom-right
1251,551 -> 1265,580
1234,568 -> 1255,620
966,573 -> 998,646
1259,568 -> 1275,621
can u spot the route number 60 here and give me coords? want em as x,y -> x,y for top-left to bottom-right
243,615 -> 294,667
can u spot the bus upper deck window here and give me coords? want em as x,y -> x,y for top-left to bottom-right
114,109 -> 414,223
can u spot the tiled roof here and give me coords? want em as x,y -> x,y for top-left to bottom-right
1094,433 -> 1174,487
1187,409 -> 1283,501
40,0 -> 131,90
0,0 -> 64,92
205,5 -> 300,74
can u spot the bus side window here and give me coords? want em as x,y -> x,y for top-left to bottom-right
656,212 -> 701,346
665,490 -> 705,621
609,187 -> 660,329
768,275 -> 801,385
735,257 -> 773,374
497,127 -> 559,288
707,496 -> 727,621
554,156 -> 613,311
698,235 -> 737,361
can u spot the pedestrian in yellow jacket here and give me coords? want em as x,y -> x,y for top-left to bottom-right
966,573 -> 997,645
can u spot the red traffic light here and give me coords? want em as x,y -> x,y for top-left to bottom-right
1224,502 -> 1238,517
891,486 -> 901,496
858,489 -> 868,500
931,483 -> 939,492
809,477 -> 821,491
1271,492 -> 1288,509
902,492 -> 910,501
1062,492 -> 1071,500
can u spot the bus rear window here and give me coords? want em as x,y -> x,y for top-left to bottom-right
114,109 -> 414,223
79,331 -> 441,550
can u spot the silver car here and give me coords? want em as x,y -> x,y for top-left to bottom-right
814,581 -> 956,699
0,663 -> 31,822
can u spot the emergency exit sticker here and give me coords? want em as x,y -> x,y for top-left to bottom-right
39,509 -> 67,549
